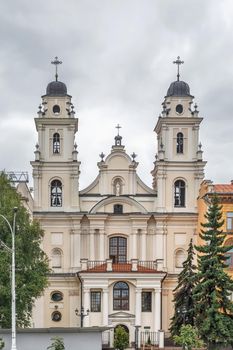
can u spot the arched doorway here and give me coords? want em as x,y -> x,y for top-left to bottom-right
111,324 -> 130,349
114,324 -> 129,335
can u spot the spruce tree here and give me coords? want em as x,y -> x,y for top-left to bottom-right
194,195 -> 233,349
170,239 -> 196,337
0,172 -> 50,327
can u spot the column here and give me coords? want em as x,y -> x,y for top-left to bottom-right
89,229 -> 95,260
131,230 -> 137,258
70,228 -> 81,268
140,230 -> 146,261
154,288 -> 161,331
83,287 -> 90,327
155,221 -> 166,268
99,230 -> 105,260
102,288 -> 109,326
135,288 -> 142,326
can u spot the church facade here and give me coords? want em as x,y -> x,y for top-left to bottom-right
31,58 -> 206,345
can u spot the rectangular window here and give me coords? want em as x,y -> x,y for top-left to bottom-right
142,292 -> 152,312
227,212 -> 233,232
90,291 -> 101,312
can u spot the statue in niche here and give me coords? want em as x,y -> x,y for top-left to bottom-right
114,179 -> 122,196
116,182 -> 120,196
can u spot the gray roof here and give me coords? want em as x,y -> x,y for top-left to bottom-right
46,80 -> 67,96
166,80 -> 191,97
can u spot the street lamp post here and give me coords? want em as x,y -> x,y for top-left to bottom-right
0,207 -> 18,350
75,306 -> 89,327
134,325 -> 141,350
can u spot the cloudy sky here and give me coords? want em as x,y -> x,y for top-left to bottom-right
0,0 -> 232,189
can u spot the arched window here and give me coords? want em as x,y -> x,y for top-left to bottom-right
174,180 -> 185,207
176,132 -> 184,154
109,237 -> 127,263
225,239 -> 233,268
51,179 -> 62,207
175,249 -> 186,268
52,248 -> 62,268
53,105 -> 60,115
113,282 -> 129,310
53,133 -> 60,154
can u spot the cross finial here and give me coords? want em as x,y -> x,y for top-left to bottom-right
115,124 -> 122,136
173,56 -> 184,81
51,56 -> 62,81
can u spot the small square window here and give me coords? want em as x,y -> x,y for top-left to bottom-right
114,204 -> 123,214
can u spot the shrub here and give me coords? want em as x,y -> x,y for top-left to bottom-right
47,337 -> 65,350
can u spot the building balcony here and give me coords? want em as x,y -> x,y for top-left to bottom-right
80,258 -> 164,273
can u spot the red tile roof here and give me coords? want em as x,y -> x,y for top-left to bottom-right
82,263 -> 159,273
214,184 -> 233,193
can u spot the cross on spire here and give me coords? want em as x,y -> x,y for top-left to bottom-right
173,56 -> 184,81
115,124 -> 122,136
51,56 -> 62,81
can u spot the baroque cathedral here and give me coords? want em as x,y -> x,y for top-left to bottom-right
30,57 -> 206,345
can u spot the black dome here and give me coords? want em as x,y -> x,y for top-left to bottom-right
46,81 -> 67,96
166,80 -> 190,97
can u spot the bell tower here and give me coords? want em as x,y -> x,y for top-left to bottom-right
31,57 -> 80,212
152,57 -> 206,213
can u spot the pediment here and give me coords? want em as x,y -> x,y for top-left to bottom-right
105,152 -> 133,170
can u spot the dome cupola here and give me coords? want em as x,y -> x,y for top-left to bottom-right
46,81 -> 67,96
166,80 -> 190,97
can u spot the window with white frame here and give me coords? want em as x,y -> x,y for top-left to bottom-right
53,133 -> 60,154
226,212 -> 233,232
51,179 -> 62,207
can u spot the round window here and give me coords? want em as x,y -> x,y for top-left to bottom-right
53,105 -> 60,115
51,291 -> 63,302
52,311 -> 62,322
176,104 -> 183,114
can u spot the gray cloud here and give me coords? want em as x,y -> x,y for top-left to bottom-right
0,0 -> 232,189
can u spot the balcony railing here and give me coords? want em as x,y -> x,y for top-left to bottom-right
80,258 -> 164,272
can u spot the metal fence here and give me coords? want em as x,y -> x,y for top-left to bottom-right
140,331 -> 159,347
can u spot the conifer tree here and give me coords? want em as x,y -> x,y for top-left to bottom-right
170,239 -> 196,337
194,195 -> 233,349
0,172 -> 50,327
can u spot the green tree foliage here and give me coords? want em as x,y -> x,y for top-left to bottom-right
170,239 -> 196,337
113,326 -> 129,350
47,337 -> 65,350
0,338 -> 5,350
173,324 -> 204,350
194,195 -> 233,348
0,173 -> 50,328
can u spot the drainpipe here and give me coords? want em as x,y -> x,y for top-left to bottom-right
77,272 -> 83,325
160,272 -> 167,331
